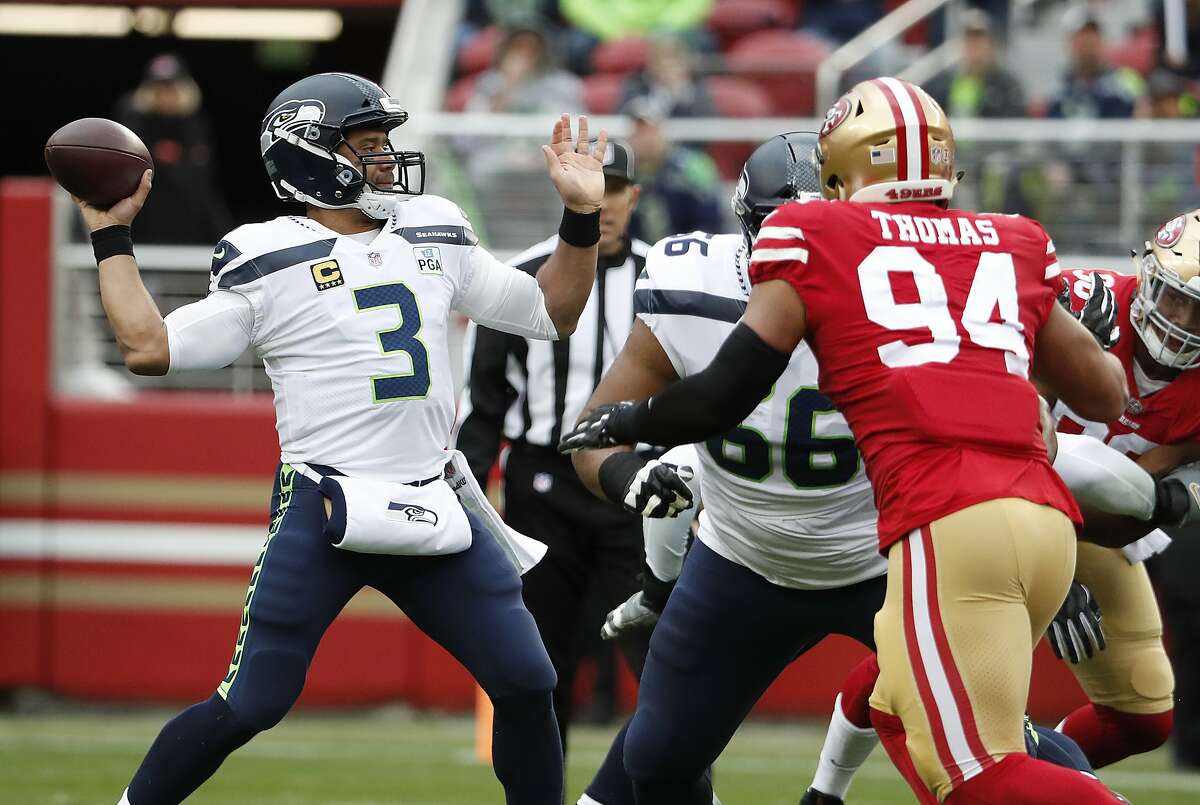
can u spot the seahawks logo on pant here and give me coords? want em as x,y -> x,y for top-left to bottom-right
388,502 -> 437,525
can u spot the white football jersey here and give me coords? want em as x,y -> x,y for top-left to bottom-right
209,195 -> 498,482
636,232 -> 885,589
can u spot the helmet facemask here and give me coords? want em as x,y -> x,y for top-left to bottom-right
1132,249 -> 1200,370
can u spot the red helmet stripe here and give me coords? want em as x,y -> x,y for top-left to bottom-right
873,78 -> 910,181
902,81 -> 931,179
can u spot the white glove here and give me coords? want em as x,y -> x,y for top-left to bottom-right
602,591 -> 661,640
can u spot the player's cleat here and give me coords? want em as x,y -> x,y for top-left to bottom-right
800,787 -> 844,805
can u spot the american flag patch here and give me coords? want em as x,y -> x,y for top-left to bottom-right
870,147 -> 896,165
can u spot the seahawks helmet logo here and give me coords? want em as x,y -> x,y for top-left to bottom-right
260,99 -> 327,152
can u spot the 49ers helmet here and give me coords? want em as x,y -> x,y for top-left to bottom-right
816,77 -> 957,204
259,73 -> 425,220
1132,211 -> 1200,370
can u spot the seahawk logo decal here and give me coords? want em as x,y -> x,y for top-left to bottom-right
260,98 -> 327,153
387,502 -> 438,526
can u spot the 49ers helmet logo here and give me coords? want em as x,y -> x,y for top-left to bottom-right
820,97 -> 852,138
1156,214 -> 1187,248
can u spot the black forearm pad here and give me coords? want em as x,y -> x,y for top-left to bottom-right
614,322 -> 791,446
1152,478 -> 1189,527
598,451 -> 646,505
640,560 -> 675,613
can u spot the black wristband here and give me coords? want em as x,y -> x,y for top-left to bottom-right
598,451 -> 647,505
605,400 -> 651,446
91,225 -> 134,263
1152,478 -> 1189,527
558,207 -> 600,248
639,560 -> 676,613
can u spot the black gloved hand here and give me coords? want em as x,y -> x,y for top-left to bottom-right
559,401 -> 641,452
1073,274 -> 1121,350
1047,582 -> 1106,664
598,452 -> 694,518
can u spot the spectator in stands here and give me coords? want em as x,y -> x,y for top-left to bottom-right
1139,69 -> 1200,226
619,34 -> 717,118
623,96 -> 724,243
803,0 -> 886,44
1047,8 -> 1145,120
926,10 -> 1024,118
1039,9 -> 1146,252
467,24 -> 582,114
114,54 -> 231,245
560,0 -> 713,41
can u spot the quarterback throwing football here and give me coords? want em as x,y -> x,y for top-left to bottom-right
75,72 -> 607,805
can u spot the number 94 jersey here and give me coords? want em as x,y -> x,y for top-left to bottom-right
749,200 -> 1080,551
209,196 -> 478,482
636,232 -> 884,590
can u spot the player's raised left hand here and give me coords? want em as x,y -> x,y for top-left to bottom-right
541,113 -> 606,214
1047,582 -> 1106,664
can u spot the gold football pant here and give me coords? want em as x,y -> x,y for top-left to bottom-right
1067,542 -> 1174,714
870,498 -> 1077,802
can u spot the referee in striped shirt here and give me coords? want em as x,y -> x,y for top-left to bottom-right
456,141 -> 650,755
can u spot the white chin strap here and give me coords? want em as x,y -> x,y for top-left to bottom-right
275,131 -> 400,220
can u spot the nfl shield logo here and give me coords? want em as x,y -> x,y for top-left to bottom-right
1128,398 -> 1143,414
368,252 -> 383,268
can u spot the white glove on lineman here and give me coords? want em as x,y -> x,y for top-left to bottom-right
602,591 -> 662,639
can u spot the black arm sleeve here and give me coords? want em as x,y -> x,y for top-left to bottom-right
611,322 -> 791,447
456,326 -> 518,487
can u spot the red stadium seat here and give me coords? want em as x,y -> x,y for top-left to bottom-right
1106,26 -> 1158,77
706,75 -> 773,117
592,37 -> 650,75
444,74 -> 479,112
727,30 -> 831,116
457,25 -> 503,76
707,0 -> 799,51
704,75 -> 773,180
583,73 -> 625,114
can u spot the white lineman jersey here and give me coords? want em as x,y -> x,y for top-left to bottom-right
207,196 -> 499,482
636,232 -> 885,589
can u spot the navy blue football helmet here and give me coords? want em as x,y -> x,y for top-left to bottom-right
259,72 -> 425,220
731,131 -> 821,250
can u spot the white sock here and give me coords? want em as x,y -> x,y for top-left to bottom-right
118,789 -> 132,805
810,693 -> 879,799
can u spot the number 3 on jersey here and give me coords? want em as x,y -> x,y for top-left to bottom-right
354,282 -> 430,402
858,246 -> 1029,376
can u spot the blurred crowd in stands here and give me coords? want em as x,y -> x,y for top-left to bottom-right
113,2 -> 1200,250
440,0 -> 1200,250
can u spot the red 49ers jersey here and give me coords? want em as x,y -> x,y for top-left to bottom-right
750,200 -> 1081,549
1055,268 -> 1200,456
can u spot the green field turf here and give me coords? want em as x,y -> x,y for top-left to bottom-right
2,708 -> 1197,804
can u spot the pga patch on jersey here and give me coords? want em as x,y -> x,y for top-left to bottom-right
413,246 -> 443,275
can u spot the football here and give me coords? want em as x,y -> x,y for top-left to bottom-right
44,118 -> 153,208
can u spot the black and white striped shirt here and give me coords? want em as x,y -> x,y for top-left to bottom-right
455,234 -> 650,484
